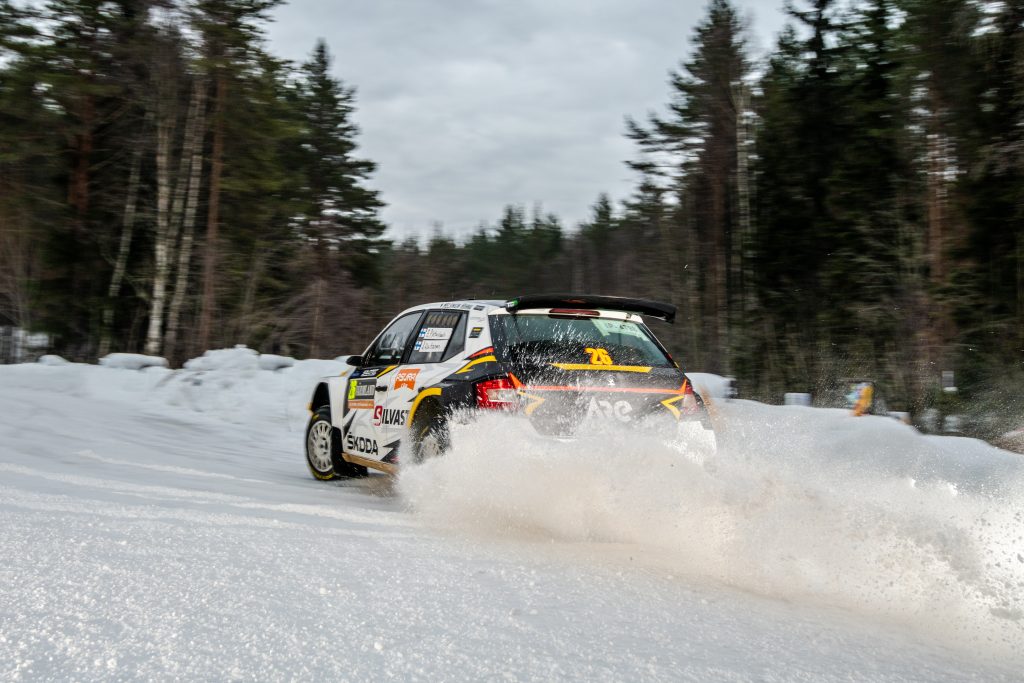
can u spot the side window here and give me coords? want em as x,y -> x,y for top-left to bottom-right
408,311 -> 467,364
364,312 -> 422,366
443,314 -> 468,361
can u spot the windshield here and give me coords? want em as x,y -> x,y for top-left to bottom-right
490,314 -> 674,369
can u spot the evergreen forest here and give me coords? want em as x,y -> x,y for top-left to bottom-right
1,0 -> 1022,437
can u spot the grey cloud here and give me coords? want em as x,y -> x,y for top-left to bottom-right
268,0 -> 787,240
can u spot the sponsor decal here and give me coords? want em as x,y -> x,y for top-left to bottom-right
347,399 -> 374,410
439,302 -> 473,310
469,326 -> 483,338
585,347 -> 613,365
593,319 -> 646,339
414,339 -> 447,353
418,326 -> 453,341
349,378 -> 376,399
393,368 -> 420,390
586,397 -> 634,423
345,433 -> 379,456
353,366 -> 397,379
373,405 -> 410,427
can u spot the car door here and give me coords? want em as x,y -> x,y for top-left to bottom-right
377,309 -> 469,460
342,310 -> 423,465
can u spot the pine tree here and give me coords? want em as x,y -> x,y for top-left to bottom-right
754,0 -> 847,390
956,0 -> 1024,374
576,194 -> 617,293
294,40 -> 386,287
899,0 -> 979,373
191,0 -> 282,353
626,0 -> 749,373
826,0 -> 914,336
0,1 -> 53,329
25,0 -> 155,356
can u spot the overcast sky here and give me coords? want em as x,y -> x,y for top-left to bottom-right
266,0 -> 789,241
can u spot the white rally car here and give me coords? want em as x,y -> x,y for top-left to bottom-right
304,294 -> 712,479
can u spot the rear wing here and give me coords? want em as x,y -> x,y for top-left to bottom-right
504,293 -> 676,324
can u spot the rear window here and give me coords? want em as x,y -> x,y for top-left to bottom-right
489,314 -> 673,368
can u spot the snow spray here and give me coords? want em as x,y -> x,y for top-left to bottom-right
398,401 -> 1024,660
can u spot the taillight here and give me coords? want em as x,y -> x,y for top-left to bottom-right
681,380 -> 698,413
475,376 -> 518,409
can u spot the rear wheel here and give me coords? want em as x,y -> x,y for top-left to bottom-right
410,404 -> 449,463
305,406 -> 366,480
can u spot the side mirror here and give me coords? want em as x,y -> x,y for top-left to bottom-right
345,355 -> 363,367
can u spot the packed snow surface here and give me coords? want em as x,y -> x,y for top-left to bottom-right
1,354 -> 1022,681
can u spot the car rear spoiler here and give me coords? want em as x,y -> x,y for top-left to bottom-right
504,293 -> 676,324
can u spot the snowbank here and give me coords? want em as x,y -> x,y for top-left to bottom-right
36,354 -> 68,366
258,353 -> 295,371
4,347 -> 347,429
99,353 -> 169,370
183,345 -> 261,371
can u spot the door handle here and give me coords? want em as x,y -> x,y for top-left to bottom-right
375,385 -> 388,392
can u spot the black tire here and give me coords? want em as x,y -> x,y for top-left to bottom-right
305,406 -> 366,480
410,403 -> 449,463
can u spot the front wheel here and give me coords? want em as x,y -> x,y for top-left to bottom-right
305,406 -> 366,480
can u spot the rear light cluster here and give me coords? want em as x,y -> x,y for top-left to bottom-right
681,380 -> 698,413
475,376 -> 518,410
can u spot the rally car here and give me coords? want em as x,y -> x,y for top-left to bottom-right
304,294 -> 712,479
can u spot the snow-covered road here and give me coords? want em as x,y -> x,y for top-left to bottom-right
1,354 -> 1022,681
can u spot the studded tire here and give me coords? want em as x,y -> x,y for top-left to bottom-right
305,406 -> 366,480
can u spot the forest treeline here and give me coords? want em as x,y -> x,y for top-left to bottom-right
1,0 -> 1022,431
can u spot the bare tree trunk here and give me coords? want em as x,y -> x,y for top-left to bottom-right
1018,230 -> 1023,348
708,164 -> 728,375
144,94 -> 175,356
69,96 -> 93,224
925,103 -> 952,376
570,241 -> 584,292
234,249 -> 265,344
99,141 -> 144,356
0,182 -> 35,330
197,72 -> 226,355
164,77 -> 208,363
734,82 -> 755,374
926,128 -> 947,289
309,277 -> 324,357
682,193 -> 702,370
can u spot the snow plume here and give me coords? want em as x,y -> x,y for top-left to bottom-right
398,400 -> 1024,659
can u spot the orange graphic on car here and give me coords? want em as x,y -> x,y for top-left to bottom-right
393,368 -> 420,390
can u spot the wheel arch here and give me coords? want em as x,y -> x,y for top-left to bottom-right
408,387 -> 443,428
310,382 -> 331,415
